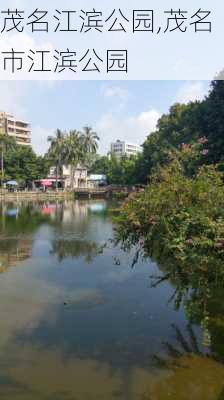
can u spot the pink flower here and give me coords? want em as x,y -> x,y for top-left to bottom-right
186,239 -> 194,245
200,149 -> 209,156
181,143 -> 190,151
149,217 -> 156,225
197,137 -> 208,145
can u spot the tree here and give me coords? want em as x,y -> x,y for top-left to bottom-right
5,145 -> 48,184
64,130 -> 82,189
0,134 -> 16,185
202,80 -> 224,163
81,126 -> 99,169
47,129 -> 66,189
89,155 -> 110,176
135,80 -> 224,184
91,153 -> 141,185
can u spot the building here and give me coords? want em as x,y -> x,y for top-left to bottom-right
0,111 -> 31,146
63,165 -> 88,189
88,174 -> 107,188
48,165 -> 88,189
110,140 -> 142,158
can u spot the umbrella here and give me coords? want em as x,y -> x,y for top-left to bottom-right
6,180 -> 18,186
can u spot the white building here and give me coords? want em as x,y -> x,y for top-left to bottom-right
49,165 -> 88,189
110,140 -> 142,158
88,174 -> 107,188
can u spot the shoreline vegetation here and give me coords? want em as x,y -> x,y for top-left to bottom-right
113,80 -> 224,346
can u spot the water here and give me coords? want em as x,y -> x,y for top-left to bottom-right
0,200 -> 223,400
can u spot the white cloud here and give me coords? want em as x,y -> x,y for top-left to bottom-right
96,109 -> 160,154
0,81 -> 28,118
32,126 -> 54,155
101,85 -> 131,112
176,82 -> 208,104
103,86 -> 129,101
137,110 -> 161,132
0,81 -> 53,155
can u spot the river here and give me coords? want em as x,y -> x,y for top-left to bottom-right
0,200 -> 223,400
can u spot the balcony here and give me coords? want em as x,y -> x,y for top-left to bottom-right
16,141 -> 31,146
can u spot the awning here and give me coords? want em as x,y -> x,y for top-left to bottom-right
6,180 -> 18,186
40,180 -> 53,187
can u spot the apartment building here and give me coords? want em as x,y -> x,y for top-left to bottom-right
0,111 -> 31,146
111,140 -> 142,158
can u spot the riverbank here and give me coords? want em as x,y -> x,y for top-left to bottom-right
0,185 -> 143,202
0,191 -> 73,201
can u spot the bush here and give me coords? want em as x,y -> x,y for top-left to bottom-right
114,143 -> 224,327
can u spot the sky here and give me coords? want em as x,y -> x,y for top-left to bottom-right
0,80 -> 210,155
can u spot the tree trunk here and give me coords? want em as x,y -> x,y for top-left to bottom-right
70,165 -> 75,190
56,163 -> 59,191
1,148 -> 4,187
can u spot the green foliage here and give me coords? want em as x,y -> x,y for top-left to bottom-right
81,126 -> 99,168
0,134 -> 16,183
112,80 -> 224,347
47,129 -> 66,180
134,81 -> 224,183
114,143 -> 224,327
91,153 -> 141,185
4,145 -> 48,184
202,80 -> 224,163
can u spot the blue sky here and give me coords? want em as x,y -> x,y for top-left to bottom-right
0,80 -> 210,155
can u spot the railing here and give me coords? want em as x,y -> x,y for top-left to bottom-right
0,190 -> 72,200
74,187 -> 108,193
74,185 -> 138,192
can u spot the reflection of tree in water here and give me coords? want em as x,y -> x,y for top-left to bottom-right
0,238 -> 33,272
153,323 -> 202,368
150,322 -> 224,400
0,202 -> 50,271
138,248 -> 224,394
0,202 -> 50,235
49,201 -> 108,262
0,200 -> 108,269
218,388 -> 224,400
52,199 -> 109,229
147,247 -> 224,354
51,239 -> 100,263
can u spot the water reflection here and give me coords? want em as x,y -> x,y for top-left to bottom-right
149,253 -> 224,362
0,203 -> 50,272
0,200 -> 223,399
51,239 -> 100,262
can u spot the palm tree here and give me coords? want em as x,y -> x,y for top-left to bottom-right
64,130 -> 82,189
81,126 -> 99,168
0,134 -> 16,186
47,129 -> 66,190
